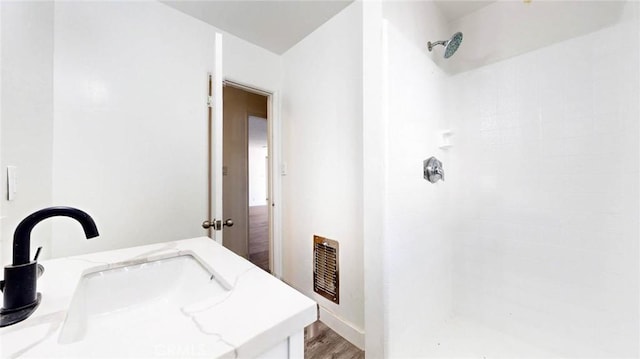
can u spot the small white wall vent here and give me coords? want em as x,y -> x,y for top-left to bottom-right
313,235 -> 339,304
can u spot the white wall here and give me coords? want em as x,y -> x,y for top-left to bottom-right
362,1 -> 386,357
0,1 -> 54,264
281,1 -> 364,348
447,4 -> 639,356
0,1 -> 283,261
380,2 -> 454,357
248,116 -> 268,207
223,36 -> 282,92
51,1 -> 213,257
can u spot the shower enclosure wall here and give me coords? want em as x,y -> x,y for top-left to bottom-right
379,1 -> 639,357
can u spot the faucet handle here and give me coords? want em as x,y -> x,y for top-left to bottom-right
33,247 -> 42,261
33,247 -> 44,278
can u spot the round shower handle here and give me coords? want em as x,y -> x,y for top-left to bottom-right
423,156 -> 444,183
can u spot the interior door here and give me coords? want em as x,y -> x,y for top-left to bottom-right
206,32 -> 225,244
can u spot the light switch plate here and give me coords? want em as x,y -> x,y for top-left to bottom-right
7,166 -> 17,201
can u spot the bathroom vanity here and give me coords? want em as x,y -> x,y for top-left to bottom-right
0,237 -> 316,358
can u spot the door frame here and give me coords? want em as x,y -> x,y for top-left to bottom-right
223,78 -> 282,278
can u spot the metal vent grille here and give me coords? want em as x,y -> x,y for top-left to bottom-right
313,235 -> 339,304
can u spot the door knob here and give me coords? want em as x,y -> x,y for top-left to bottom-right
202,218 -> 234,230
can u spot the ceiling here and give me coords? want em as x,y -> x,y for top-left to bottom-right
161,0 -> 353,55
161,1 -> 496,55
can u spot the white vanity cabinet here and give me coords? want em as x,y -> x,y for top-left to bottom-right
256,331 -> 304,358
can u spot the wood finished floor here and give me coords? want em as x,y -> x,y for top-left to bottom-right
248,205 -> 269,272
305,321 -> 364,359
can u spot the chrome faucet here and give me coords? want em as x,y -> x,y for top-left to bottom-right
0,206 -> 99,327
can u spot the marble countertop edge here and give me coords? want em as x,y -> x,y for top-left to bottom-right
0,236 -> 317,358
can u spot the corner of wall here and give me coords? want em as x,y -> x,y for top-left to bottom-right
362,1 -> 386,357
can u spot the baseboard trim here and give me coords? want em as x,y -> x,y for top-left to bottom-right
319,306 -> 365,350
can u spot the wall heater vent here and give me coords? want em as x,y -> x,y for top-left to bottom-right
313,235 -> 339,304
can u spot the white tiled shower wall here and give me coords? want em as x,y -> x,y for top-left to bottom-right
447,15 -> 639,358
383,21 -> 453,357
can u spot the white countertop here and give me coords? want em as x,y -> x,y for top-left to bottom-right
0,237 -> 317,358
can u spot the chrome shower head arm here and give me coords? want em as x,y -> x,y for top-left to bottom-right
427,40 -> 447,52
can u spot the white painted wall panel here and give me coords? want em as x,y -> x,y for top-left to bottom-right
249,116 -> 268,207
0,2 -> 54,263
51,2 -> 213,257
281,1 -> 364,348
362,2 -> 386,356
47,2 -> 283,258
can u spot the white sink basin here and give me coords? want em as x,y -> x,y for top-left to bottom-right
58,253 -> 229,345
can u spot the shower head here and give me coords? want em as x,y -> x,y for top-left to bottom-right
427,32 -> 463,59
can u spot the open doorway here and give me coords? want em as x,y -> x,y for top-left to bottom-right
247,116 -> 269,272
222,83 -> 271,273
